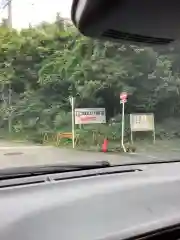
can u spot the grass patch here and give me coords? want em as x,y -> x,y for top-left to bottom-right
0,118 -> 180,154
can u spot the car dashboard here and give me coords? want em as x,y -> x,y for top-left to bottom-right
0,162 -> 180,240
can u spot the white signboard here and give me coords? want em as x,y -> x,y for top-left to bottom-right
130,113 -> 155,143
75,108 -> 106,125
130,113 -> 154,132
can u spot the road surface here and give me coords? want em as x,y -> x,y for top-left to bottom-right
0,140 -> 179,168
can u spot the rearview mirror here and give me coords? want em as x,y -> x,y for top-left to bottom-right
71,0 -> 180,45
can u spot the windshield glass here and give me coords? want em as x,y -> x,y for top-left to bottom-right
0,0 -> 179,169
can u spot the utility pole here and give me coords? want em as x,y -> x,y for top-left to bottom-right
0,0 -> 12,28
7,0 -> 12,28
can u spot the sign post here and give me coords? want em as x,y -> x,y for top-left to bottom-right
120,92 -> 127,152
70,96 -> 75,148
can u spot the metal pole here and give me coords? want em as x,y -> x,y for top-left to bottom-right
130,114 -> 133,144
153,129 -> 156,144
71,97 -> 75,148
8,86 -> 12,133
121,102 -> 126,152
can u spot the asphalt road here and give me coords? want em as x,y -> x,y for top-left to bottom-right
0,140 -> 180,169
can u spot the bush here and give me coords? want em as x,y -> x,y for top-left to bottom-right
53,111 -> 71,130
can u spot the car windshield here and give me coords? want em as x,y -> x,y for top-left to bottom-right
0,0 -> 179,170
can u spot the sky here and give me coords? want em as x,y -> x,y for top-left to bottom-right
0,0 -> 72,29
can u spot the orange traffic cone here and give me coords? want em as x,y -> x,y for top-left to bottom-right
102,138 -> 108,153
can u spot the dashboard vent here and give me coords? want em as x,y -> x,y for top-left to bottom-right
102,29 -> 173,45
55,169 -> 142,181
0,180 -> 44,188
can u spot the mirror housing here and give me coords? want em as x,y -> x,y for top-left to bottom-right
71,0 -> 180,45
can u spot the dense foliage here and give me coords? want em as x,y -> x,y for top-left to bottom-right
0,15 -> 180,140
